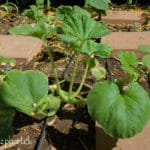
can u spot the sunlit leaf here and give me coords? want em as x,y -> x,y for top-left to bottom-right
117,51 -> 138,74
58,11 -> 110,55
58,12 -> 110,41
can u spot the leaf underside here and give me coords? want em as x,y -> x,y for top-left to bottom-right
117,51 -> 138,74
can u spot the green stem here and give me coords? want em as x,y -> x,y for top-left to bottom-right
46,0 -> 50,10
59,89 -> 87,104
72,57 -> 90,98
45,42 -> 61,94
68,53 -> 80,99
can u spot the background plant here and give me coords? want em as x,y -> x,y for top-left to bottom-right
85,0 -> 110,19
36,0 -> 51,9
127,0 -> 138,5
0,0 -> 18,13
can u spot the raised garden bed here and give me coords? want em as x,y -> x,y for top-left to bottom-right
0,1 -> 150,150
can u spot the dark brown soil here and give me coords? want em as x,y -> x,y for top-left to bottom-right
4,105 -> 94,150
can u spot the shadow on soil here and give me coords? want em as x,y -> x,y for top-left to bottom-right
96,126 -> 118,150
46,106 -> 95,150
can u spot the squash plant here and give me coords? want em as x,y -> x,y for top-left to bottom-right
127,0 -> 138,5
0,6 -> 150,141
87,51 -> 150,138
86,0 -> 109,11
0,69 -> 60,139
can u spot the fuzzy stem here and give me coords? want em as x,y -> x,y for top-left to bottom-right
72,57 -> 90,98
68,53 -> 80,99
45,42 -> 61,94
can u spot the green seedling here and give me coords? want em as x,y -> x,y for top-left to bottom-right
0,0 -> 18,14
1,6 -> 150,141
55,5 -> 91,21
117,51 -> 139,82
23,5 -> 50,23
87,50 -> 150,138
36,0 -> 51,9
9,23 -> 56,40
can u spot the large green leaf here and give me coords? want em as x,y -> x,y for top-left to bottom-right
56,6 -> 90,21
9,23 -> 56,39
86,0 -> 109,10
87,81 -> 150,138
0,69 -> 48,116
58,12 -> 110,55
58,13 -> 110,41
0,107 -> 15,140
